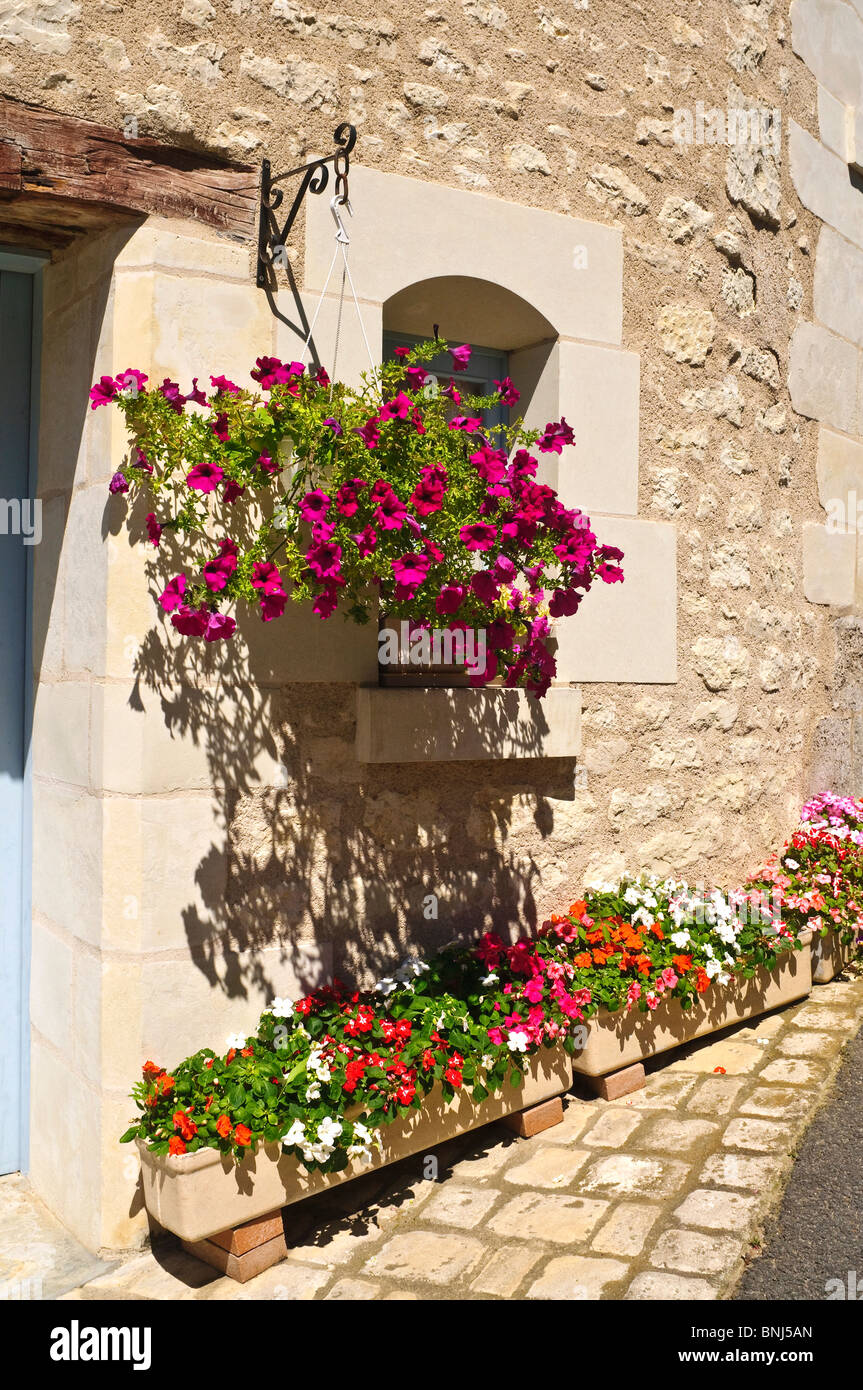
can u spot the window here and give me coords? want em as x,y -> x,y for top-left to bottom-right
382,330 -> 510,436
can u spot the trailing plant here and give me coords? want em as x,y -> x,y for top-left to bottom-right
91,340 -> 624,696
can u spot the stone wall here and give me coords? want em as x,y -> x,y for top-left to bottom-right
5,3 -> 853,1249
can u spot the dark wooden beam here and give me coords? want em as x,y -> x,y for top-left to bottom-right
0,98 -> 259,241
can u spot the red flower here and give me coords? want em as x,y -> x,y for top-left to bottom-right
695,968 -> 710,994
421,1049 -> 436,1071
142,1060 -> 162,1077
168,1136 -> 186,1156
444,1066 -> 463,1087
234,1124 -> 253,1147
215,1114 -> 232,1139
173,1110 -> 198,1141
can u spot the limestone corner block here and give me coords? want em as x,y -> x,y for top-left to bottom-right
557,342 -> 639,517
788,320 -> 860,436
817,85 -> 852,161
355,686 -> 582,762
113,219 -> 254,282
814,227 -> 863,350
803,522 -> 856,606
554,517 -> 677,684
307,165 -> 623,346
816,426 -> 863,511
789,120 -> 863,251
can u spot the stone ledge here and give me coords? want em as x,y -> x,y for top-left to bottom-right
354,685 -> 581,762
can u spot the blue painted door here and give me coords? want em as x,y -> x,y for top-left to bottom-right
0,267 -> 35,1174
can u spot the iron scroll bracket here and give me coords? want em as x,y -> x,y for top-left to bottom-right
256,122 -> 357,289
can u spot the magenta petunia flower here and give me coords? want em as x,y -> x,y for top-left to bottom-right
313,585 -> 340,618
372,485 -> 406,532
391,552 -> 431,601
251,356 -> 288,389
351,524 -> 378,557
487,619 -> 516,651
448,416 -> 483,433
537,417 -> 575,454
442,379 -> 461,405
260,590 -> 288,622
393,345 -> 411,358
187,462 -> 225,492
460,521 -> 498,552
89,376 -> 117,409
204,611 -> 236,642
211,412 -> 230,443
171,603 -> 209,636
493,554 -> 517,584
435,584 -> 465,616
131,448 -> 152,474
159,379 -> 185,413
404,366 -> 429,391
410,463 -> 448,517
353,419 -> 381,449
210,374 -> 239,396
145,513 -> 162,548
257,453 -> 278,474
306,539 -> 343,580
251,560 -> 284,595
471,570 -> 500,604
494,376 -> 520,407
323,417 -> 343,436
548,587 -> 580,618
450,343 -> 471,371
299,489 -> 331,525
159,575 -> 187,613
185,378 -> 207,406
597,562 -> 624,583
380,391 -> 413,421
470,445 -> 507,485
314,365 -> 331,387
116,368 -> 148,394
335,479 -> 366,517
202,539 -> 238,592
223,480 -> 245,505
109,471 -> 129,495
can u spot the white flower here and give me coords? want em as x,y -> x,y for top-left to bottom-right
305,1083 -> 321,1102
480,972 -> 499,986
670,931 -> 691,949
282,1120 -> 306,1147
267,996 -> 294,1018
225,1033 -> 247,1051
375,977 -> 398,996
317,1116 -> 343,1145
507,1030 -> 529,1053
785,858 -> 800,870
705,957 -> 722,978
481,1054 -> 494,1070
394,957 -> 429,983
352,1122 -> 372,1145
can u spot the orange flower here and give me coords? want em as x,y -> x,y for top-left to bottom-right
695,967 -> 710,994
159,1073 -> 175,1095
234,1124 -> 252,1147
168,1136 -> 186,1155
636,956 -> 652,977
142,1060 -> 162,1077
713,1066 -> 727,1075
573,952 -> 592,969
585,929 -> 605,945
569,900 -> 588,919
650,923 -> 664,940
672,954 -> 692,974
173,1110 -> 197,1141
215,1114 -> 232,1139
592,947 -> 614,966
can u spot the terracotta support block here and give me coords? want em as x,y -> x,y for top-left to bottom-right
501,1095 -> 564,1138
182,1229 -> 288,1284
208,1209 -> 286,1257
589,1063 -> 646,1102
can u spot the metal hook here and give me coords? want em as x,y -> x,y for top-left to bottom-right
330,194 -> 352,244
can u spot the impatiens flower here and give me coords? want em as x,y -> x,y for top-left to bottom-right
145,513 -> 162,547
506,1030 -> 529,1052
494,376 -> 520,406
168,1136 -> 186,1155
210,374 -> 239,396
233,1124 -> 253,1147
299,489 -> 331,525
204,612 -> 236,642
323,417 -> 343,436
450,343 -> 471,371
354,418 -> 381,449
267,996 -> 294,1017
187,461 -> 225,492
537,417 -> 575,454
109,471 -> 129,495
391,552 -> 431,601
351,524 -> 378,557
460,521 -> 498,552
216,1115 -> 233,1139
89,375 -> 117,409
159,575 -> 186,613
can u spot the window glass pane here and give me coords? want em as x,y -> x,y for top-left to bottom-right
382,330 -> 509,436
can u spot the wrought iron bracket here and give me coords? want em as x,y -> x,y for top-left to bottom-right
256,122 -> 357,289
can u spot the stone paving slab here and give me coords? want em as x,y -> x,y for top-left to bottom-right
11,974 -> 863,1302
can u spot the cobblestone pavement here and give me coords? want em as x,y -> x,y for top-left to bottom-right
37,975 -> 863,1300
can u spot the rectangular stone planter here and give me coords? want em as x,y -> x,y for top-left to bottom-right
570,934 -> 813,1079
811,930 -> 859,984
137,1046 -> 573,1244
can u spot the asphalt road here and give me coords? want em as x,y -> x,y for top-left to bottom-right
735,1024 -> 863,1301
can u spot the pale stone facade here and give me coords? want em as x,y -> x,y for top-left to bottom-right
2,1 -> 860,1250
